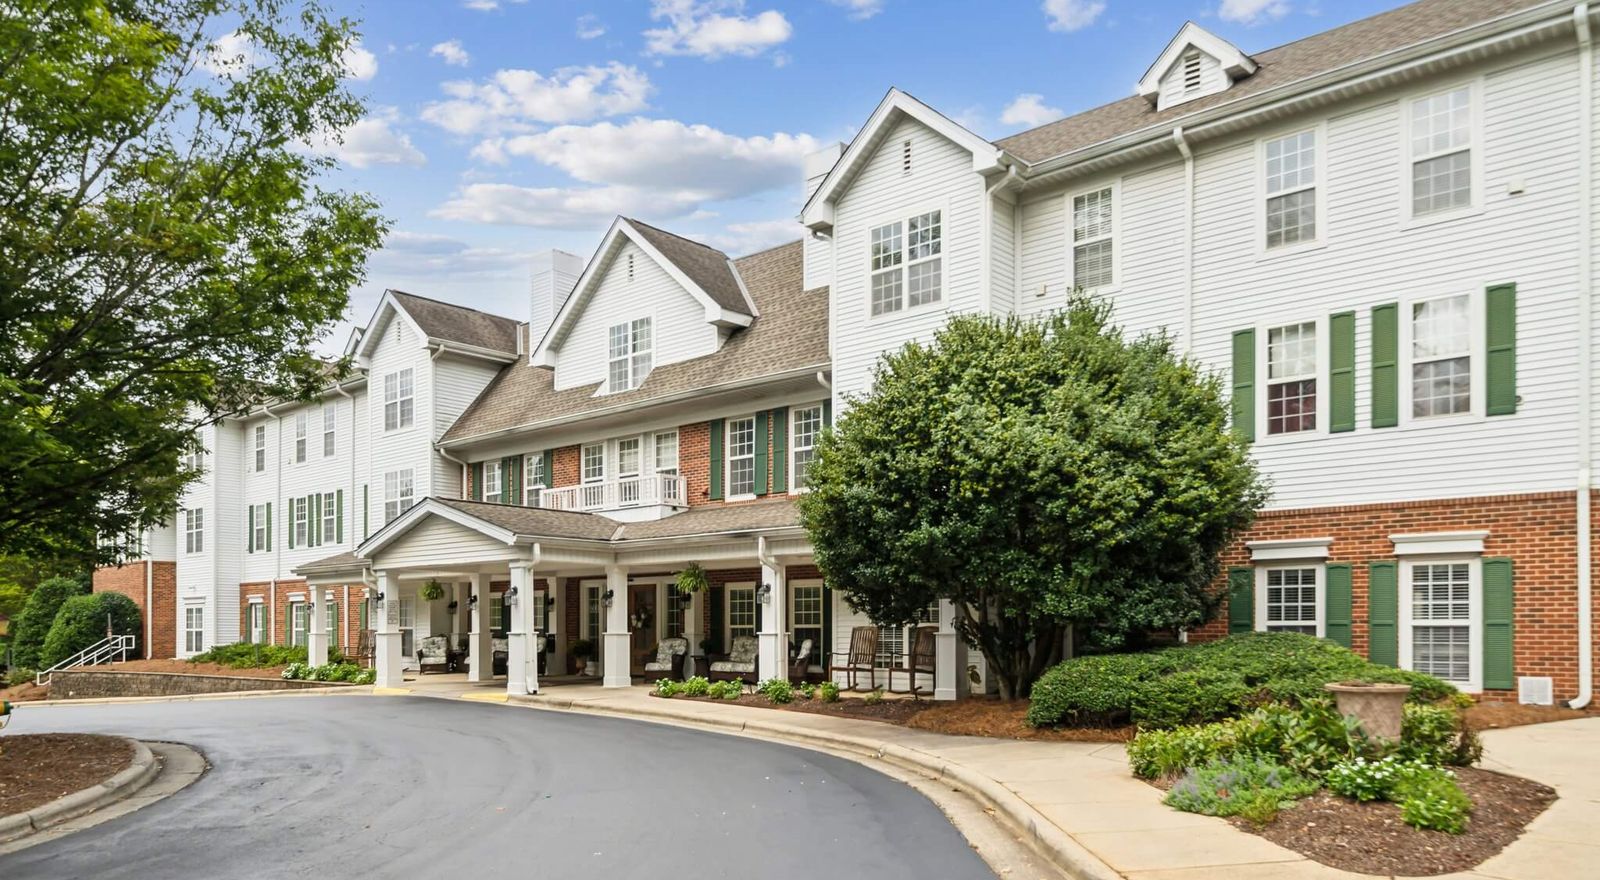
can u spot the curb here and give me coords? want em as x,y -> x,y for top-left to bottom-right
509,695 -> 1121,880
0,738 -> 160,844
10,685 -> 369,708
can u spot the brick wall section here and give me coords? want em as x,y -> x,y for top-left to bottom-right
92,561 -> 177,659
239,580 -> 365,654
1191,491 -> 1583,701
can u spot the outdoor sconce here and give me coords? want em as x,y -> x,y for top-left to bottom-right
544,594 -> 556,610
602,589 -> 615,607
375,591 -> 386,602
507,586 -> 519,605
467,593 -> 478,609
756,583 -> 772,604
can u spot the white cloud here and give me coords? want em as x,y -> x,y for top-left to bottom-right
463,0 -> 500,9
302,107 -> 425,169
1218,0 -> 1290,25
700,218 -> 804,254
420,63 -> 653,135
432,183 -> 708,229
430,40 -> 470,67
644,0 -> 793,60
576,14 -> 606,39
200,30 -> 259,76
1000,93 -> 1064,128
1042,0 -> 1105,32
828,0 -> 885,20
375,230 -> 532,278
342,42 -> 378,80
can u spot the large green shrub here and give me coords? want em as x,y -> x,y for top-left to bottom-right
39,592 -> 141,667
9,576 -> 88,669
1130,667 -> 1253,729
191,642 -> 307,669
1026,652 -> 1173,727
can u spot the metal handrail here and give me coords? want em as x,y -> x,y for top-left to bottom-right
35,634 -> 136,686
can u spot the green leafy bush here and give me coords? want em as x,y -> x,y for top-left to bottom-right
282,662 -> 308,680
1128,700 -> 1369,780
5,667 -> 37,688
1026,652 -> 1172,727
864,687 -> 885,706
9,576 -> 88,670
40,592 -> 141,667
1130,668 -> 1252,729
679,676 -> 710,697
1128,721 -> 1245,779
1164,756 -> 1319,825
281,661 -> 363,683
796,682 -> 816,700
757,678 -> 794,704
1399,703 -> 1482,767
353,668 -> 376,685
705,680 -> 742,700
1325,755 -> 1436,802
654,678 -> 682,697
818,681 -> 840,703
1394,768 -> 1472,833
189,642 -> 347,669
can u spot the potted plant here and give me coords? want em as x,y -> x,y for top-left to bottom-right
1324,680 -> 1411,742
571,638 -> 596,676
676,562 -> 709,595
419,580 -> 446,603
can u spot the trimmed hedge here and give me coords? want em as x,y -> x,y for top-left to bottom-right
40,592 -> 141,667
1028,632 -> 1456,729
189,642 -> 346,669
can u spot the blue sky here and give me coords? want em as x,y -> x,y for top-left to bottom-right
305,0 -> 1410,343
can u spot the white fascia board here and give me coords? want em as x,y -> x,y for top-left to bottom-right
357,498 -> 519,558
1136,21 -> 1257,102
1390,531 -> 1491,557
355,291 -> 430,363
1247,537 -> 1334,562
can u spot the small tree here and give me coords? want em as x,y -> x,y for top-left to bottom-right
799,299 -> 1268,699
40,593 -> 142,668
10,575 -> 90,669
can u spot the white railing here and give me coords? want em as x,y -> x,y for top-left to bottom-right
36,634 -> 137,686
541,473 -> 688,513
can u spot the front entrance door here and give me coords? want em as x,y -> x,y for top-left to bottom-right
630,583 -> 657,674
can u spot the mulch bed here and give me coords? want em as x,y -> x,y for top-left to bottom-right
97,659 -> 289,679
0,734 -> 135,817
1465,701 -> 1589,730
1246,767 -> 1557,876
660,692 -> 1133,741
0,681 -> 50,703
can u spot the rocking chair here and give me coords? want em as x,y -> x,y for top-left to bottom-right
828,626 -> 879,691
888,625 -> 937,697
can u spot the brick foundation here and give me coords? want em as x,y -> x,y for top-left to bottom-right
92,561 -> 177,659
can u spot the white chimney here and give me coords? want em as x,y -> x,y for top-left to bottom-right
529,249 -> 584,353
802,142 -> 845,290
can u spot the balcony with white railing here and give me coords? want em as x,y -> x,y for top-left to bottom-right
539,473 -> 689,520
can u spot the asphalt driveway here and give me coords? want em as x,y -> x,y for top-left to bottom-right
0,695 -> 993,880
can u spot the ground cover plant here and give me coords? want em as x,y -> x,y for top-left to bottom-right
281,662 -> 373,684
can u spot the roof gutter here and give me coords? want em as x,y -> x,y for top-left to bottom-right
1570,1 -> 1594,710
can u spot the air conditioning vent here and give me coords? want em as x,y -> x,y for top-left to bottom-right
1518,676 -> 1553,706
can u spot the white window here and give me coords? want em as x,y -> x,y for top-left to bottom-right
877,603 -> 938,668
184,508 -> 204,554
581,443 -> 605,483
617,437 -> 642,504
1410,294 -> 1472,418
1255,566 -> 1322,636
791,582 -> 824,664
524,454 -> 546,507
483,460 -> 502,503
1401,558 -> 1479,688
182,450 -> 204,473
294,412 -> 308,464
1264,130 -> 1317,249
607,317 -> 653,392
184,606 -> 204,654
727,417 -> 757,497
321,491 -> 336,543
582,584 -> 603,642
869,209 -> 942,316
1071,187 -> 1115,289
654,431 -> 679,476
250,503 -> 267,553
790,404 -> 823,490
245,602 -> 264,644
664,584 -> 687,639
728,585 -> 756,641
292,497 -> 309,548
288,601 -> 308,647
322,404 -> 336,457
1265,322 -> 1318,435
253,425 -> 266,473
384,468 -> 414,524
384,368 -> 414,431
1408,86 -> 1474,218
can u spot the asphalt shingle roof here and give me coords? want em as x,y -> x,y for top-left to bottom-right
390,290 -> 521,355
626,218 -> 752,315
434,498 -> 623,541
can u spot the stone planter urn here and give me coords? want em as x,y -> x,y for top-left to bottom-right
1324,681 -> 1411,742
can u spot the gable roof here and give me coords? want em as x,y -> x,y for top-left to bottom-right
351,289 -> 522,362
441,239 -> 825,447
1135,22 -> 1257,105
998,0 -> 1556,165
625,219 -> 753,315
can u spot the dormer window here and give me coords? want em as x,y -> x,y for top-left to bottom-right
607,317 -> 652,392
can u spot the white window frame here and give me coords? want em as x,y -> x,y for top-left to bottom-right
253,425 -> 266,473
653,431 -> 679,476
384,468 -> 414,524
483,459 -> 502,503
184,605 -> 205,654
322,404 -> 336,458
790,580 -> 825,668
288,600 -> 309,648
294,412 -> 308,464
292,497 -> 309,548
789,403 -> 824,493
320,491 -> 336,543
1398,555 -> 1482,692
1399,289 -> 1484,426
250,503 -> 267,553
1400,80 -> 1483,227
246,600 -> 265,644
581,443 -> 606,484
866,204 -> 945,319
384,368 -> 415,432
1254,563 -> 1325,637
581,581 -> 605,642
184,508 -> 204,554
605,316 -> 653,393
726,416 -> 758,499
726,583 -> 757,643
1254,314 -> 1329,442
1256,122 -> 1326,258
524,453 -> 546,507
1065,181 -> 1120,291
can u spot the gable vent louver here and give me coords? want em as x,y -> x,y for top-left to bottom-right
1182,50 -> 1203,92
902,139 -> 912,176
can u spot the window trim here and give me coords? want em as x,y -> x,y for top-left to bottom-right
1064,180 -> 1121,292
250,502 -> 268,553
1399,79 -> 1484,228
653,431 -> 680,476
865,202 -> 948,321
184,605 -> 205,655
184,508 -> 204,555
320,491 -> 336,544
524,452 -> 547,507
788,402 -> 825,495
322,403 -> 336,458
483,459 -> 502,503
383,468 -> 415,524
789,579 -> 825,670
1253,563 -> 1326,638
604,314 -> 654,394
383,368 -> 415,433
581,443 -> 606,485
725,415 -> 759,500
245,600 -> 265,644
1255,122 -> 1327,259
1253,314 -> 1330,442
1398,555 -> 1483,692
1398,289 -> 1485,426
725,582 -> 757,644
253,425 -> 267,473
292,497 -> 309,548
294,412 -> 308,464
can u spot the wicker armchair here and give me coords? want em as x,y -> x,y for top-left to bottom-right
417,635 -> 450,674
707,635 -> 759,684
643,637 -> 690,681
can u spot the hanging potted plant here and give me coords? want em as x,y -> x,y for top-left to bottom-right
419,580 -> 446,603
676,562 -> 709,595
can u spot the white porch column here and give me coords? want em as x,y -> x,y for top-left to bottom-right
506,562 -> 538,695
757,554 -> 788,682
934,598 -> 968,701
307,586 -> 329,667
550,577 -> 567,674
683,587 -> 702,678
450,581 -> 465,639
602,564 -> 631,688
467,572 -> 493,683
374,571 -> 403,688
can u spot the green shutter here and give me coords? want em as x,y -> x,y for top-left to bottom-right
265,502 -> 272,551
1329,311 -> 1356,433
335,489 -> 344,544
471,462 -> 484,501
542,450 -> 554,490
771,408 -> 789,494
709,419 -> 725,500
504,457 -> 520,504
822,398 -> 832,428
287,499 -> 295,550
708,585 -> 725,655
311,493 -> 321,547
1371,303 -> 1399,428
1486,284 -> 1517,416
754,410 -> 769,496
1227,567 -> 1253,634
1483,557 -> 1515,689
1230,330 -> 1255,443
247,506 -> 255,554
1324,563 -> 1353,648
1367,561 -> 1399,667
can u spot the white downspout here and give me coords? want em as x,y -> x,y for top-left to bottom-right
265,402 -> 284,646
1173,126 -> 1196,353
1571,2 -> 1594,709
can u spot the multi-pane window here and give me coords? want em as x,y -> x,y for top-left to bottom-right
665,585 -> 687,639
289,601 -> 308,647
254,425 -> 266,472
524,454 -> 546,507
790,404 -> 823,489
321,492 -> 336,543
250,503 -> 267,552
583,586 -> 602,641
1072,187 -> 1114,288
1263,568 -> 1319,635
483,459 -> 502,503
727,417 -> 757,496
384,368 -> 414,431
185,607 -> 204,654
728,586 -> 756,641
581,444 -> 605,483
182,450 -> 204,473
292,497 -> 309,548
654,431 -> 679,476
384,468 -> 414,524
294,413 -> 308,464
322,404 -> 336,457
869,210 -> 942,315
617,437 -> 642,504
791,584 -> 824,663
245,603 -> 264,644
1264,130 -> 1317,249
326,595 -> 339,648
184,508 -> 204,554
1266,322 -> 1317,435
607,317 -> 653,392
1412,294 -> 1472,417
1410,562 -> 1472,683
876,622 -> 904,668
1410,87 -> 1473,217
